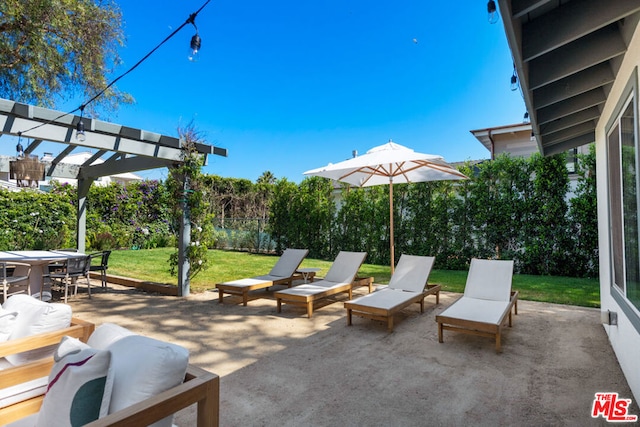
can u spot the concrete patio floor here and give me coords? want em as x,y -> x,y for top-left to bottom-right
66,281 -> 638,426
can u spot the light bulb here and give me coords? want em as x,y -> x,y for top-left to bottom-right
188,34 -> 201,62
510,74 -> 518,91
487,0 -> 499,24
76,121 -> 86,142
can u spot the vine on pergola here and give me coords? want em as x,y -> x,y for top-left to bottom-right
166,124 -> 210,279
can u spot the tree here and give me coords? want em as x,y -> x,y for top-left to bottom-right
0,0 -> 130,111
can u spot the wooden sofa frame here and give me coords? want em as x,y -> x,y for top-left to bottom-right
0,318 -> 220,426
0,317 -> 95,422
345,284 -> 441,332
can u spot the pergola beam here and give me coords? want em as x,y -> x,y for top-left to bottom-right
80,156 -> 174,179
0,97 -> 227,297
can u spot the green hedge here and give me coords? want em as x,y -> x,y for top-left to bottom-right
268,148 -> 598,278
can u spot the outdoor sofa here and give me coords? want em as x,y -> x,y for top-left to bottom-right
344,254 -> 440,332
435,258 -> 518,353
0,294 -> 95,420
1,322 -> 219,426
275,251 -> 367,318
215,248 -> 309,306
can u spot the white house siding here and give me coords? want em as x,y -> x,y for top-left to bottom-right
597,25 -> 640,403
493,133 -> 537,158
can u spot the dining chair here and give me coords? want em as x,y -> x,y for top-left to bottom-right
47,248 -> 79,273
89,250 -> 111,288
1,262 -> 32,303
45,255 -> 92,303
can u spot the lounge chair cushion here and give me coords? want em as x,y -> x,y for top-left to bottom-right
35,336 -> 113,427
388,255 -> 435,293
463,259 -> 513,302
324,251 -> 367,283
0,307 -> 17,342
219,275 -> 282,288
268,248 -> 309,277
275,280 -> 346,297
349,288 -> 420,310
3,295 -> 72,365
107,335 -> 189,427
439,297 -> 510,325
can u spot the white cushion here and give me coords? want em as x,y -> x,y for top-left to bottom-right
269,248 -> 308,277
87,323 -> 136,350
439,296 -> 511,325
388,255 -> 435,293
0,376 -> 47,409
107,335 -> 189,427
464,259 -> 514,302
219,276 -> 278,287
276,280 -> 349,297
347,288 -> 418,311
0,306 -> 18,342
3,295 -> 72,365
324,251 -> 366,283
35,336 -> 113,427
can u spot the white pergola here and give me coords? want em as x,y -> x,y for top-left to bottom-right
0,97 -> 227,296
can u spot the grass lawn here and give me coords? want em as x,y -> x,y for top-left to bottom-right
109,248 -> 600,308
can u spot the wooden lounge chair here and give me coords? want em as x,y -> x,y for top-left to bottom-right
435,258 -> 518,353
275,251 -> 367,318
215,248 -> 309,306
344,254 -> 440,332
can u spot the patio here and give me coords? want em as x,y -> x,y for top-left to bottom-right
65,280 -> 637,426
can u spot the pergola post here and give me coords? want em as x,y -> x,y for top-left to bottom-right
178,173 -> 191,297
76,177 -> 95,253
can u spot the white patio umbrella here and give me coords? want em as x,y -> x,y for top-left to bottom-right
304,140 -> 467,273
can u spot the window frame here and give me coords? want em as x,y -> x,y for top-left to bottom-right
606,67 -> 640,331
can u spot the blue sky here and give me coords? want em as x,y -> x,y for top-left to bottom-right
11,1 -> 526,183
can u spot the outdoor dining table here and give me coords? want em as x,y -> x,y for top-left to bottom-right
0,250 -> 86,296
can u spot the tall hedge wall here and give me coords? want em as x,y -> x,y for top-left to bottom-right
269,148 -> 598,277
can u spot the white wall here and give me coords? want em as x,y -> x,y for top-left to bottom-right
597,25 -> 640,403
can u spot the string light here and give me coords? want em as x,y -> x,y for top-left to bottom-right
510,66 -> 518,91
16,0 -> 211,139
76,105 -> 86,142
487,0 -> 499,24
187,14 -> 202,62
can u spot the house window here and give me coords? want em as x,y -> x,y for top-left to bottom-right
608,95 -> 640,311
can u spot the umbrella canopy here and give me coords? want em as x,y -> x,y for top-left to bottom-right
304,140 -> 467,273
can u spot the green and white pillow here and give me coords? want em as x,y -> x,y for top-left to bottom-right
35,337 -> 113,427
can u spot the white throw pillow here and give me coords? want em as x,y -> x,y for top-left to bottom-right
3,295 -> 72,365
35,336 -> 113,427
107,335 -> 189,427
0,306 -> 18,342
87,323 -> 136,350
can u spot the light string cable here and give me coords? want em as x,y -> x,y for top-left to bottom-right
16,0 -> 212,137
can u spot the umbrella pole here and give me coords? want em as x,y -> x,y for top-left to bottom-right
389,180 -> 394,274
